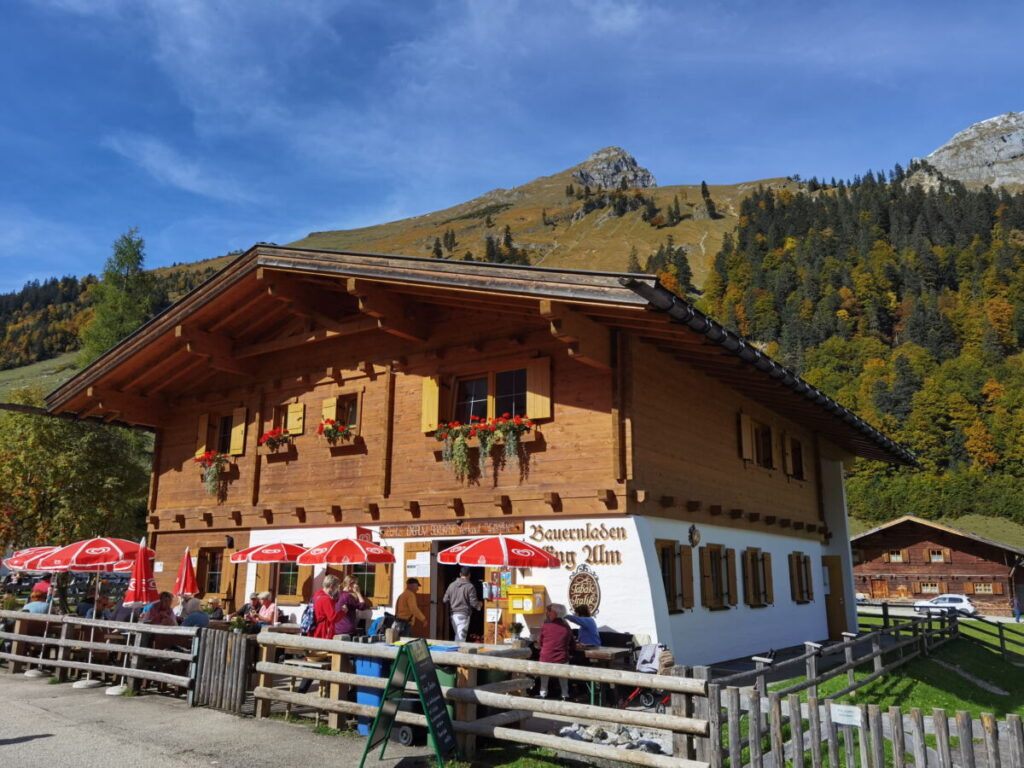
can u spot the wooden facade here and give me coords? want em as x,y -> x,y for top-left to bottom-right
46,246 -> 911,662
852,516 -> 1024,616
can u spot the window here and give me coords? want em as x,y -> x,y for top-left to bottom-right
195,548 -> 224,595
216,415 -> 233,455
788,438 -> 805,480
753,422 -> 773,469
421,358 -> 551,433
974,583 -> 994,594
453,368 -> 529,423
322,394 -> 360,436
277,562 -> 299,598
352,562 -> 376,597
921,582 -> 939,594
928,548 -> 950,563
656,539 -> 679,612
699,544 -> 737,610
886,549 -> 905,564
273,402 -> 306,434
788,552 -> 814,603
742,548 -> 774,607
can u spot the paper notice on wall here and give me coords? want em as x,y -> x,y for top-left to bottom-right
154,562 -> 164,573
486,608 -> 502,623
406,561 -> 420,577
830,703 -> 861,727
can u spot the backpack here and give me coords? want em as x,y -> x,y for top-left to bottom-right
300,597 -> 319,636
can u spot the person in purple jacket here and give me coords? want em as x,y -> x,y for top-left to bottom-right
333,575 -> 371,636
537,603 -> 575,700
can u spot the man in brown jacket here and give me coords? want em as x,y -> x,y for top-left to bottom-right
394,578 -> 426,636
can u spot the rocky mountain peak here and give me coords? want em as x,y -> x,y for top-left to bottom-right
925,112 -> 1024,188
572,146 -> 657,190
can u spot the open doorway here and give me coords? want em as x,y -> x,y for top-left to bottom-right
438,547 -> 485,642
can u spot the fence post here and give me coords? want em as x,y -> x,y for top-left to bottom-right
957,710 -> 975,768
909,708 -> 927,767
807,694 -> 822,768
871,630 -> 883,675
186,629 -> 202,707
706,682 -> 723,768
841,632 -> 857,693
823,697 -> 840,768
981,712 -> 1001,768
889,706 -> 906,768
868,704 -> 884,768
56,620 -> 70,683
1007,713 -> 1024,767
327,646 -> 352,731
805,642 -> 822,700
129,631 -> 152,693
881,601 -> 890,629
670,664 -> 695,760
9,618 -> 25,674
255,641 -> 277,719
998,622 -> 1008,662
788,693 -> 805,765
691,666 -> 711,762
455,653 -> 479,760
725,686 -> 742,768
933,707 -> 953,768
769,693 -> 784,768
748,686 -> 764,768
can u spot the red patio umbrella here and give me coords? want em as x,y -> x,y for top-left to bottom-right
2,546 -> 58,572
297,539 -> 396,566
228,542 -> 306,563
437,536 -> 561,568
173,547 -> 200,596
36,537 -> 150,572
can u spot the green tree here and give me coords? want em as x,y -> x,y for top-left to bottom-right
78,229 -> 160,366
0,387 -> 150,549
432,237 -> 444,258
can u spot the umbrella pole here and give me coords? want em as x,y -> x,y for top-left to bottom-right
73,573 -> 104,688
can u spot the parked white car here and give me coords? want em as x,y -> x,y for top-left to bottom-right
913,594 -> 977,616
855,592 -> 870,605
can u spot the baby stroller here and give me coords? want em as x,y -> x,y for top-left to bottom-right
618,642 -> 674,712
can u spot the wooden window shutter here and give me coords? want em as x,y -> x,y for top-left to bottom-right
195,413 -> 209,457
803,555 -> 813,601
788,553 -> 800,602
322,396 -> 338,423
725,548 -> 737,606
679,545 -> 694,609
699,547 -> 712,608
421,376 -> 441,433
219,547 -> 236,596
287,402 -> 305,435
255,564 -> 272,594
942,548 -> 951,563
782,432 -> 793,475
913,582 -> 922,593
963,582 -> 974,595
525,357 -> 552,420
739,413 -> 754,461
229,407 -> 248,456
882,551 -> 890,563
762,552 -> 774,605
298,565 -> 314,601
900,549 -> 909,564
372,547 -> 394,606
938,582 -> 947,593
742,549 -> 755,606
993,582 -> 1005,595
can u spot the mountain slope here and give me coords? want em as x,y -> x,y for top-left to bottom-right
926,112 -> 1024,190
291,147 -> 795,284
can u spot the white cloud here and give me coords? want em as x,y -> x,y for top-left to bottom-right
0,206 -> 99,290
102,133 -> 258,203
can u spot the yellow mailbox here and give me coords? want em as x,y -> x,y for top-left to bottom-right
507,585 -> 547,614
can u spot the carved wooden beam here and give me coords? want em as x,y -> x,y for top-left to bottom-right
539,300 -> 611,370
405,501 -> 421,518
345,278 -> 427,342
174,325 -> 254,376
544,492 -> 562,512
494,495 -> 511,515
234,318 -> 377,359
257,269 -> 356,335
85,386 -> 166,427
597,489 -> 616,507
686,500 -> 702,512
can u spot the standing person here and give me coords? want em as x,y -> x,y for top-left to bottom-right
296,575 -> 343,695
394,578 -> 426,637
537,604 -> 575,700
1012,594 -> 1022,623
334,576 -> 371,637
565,604 -> 601,647
442,568 -> 481,643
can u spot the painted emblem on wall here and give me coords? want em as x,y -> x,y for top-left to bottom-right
567,564 -> 601,617
688,525 -> 701,547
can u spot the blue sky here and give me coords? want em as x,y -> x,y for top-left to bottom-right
1,0 -> 1021,292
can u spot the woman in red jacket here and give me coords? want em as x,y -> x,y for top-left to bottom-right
312,574 -> 342,639
537,603 -> 575,700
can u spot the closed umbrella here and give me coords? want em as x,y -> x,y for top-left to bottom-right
297,539 -> 395,566
173,547 -> 200,596
106,537 -> 160,696
437,536 -> 560,642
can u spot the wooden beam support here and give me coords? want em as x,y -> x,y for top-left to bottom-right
363,503 -> 380,520
764,515 -> 777,526
686,500 -> 702,512
539,300 -> 611,370
345,278 -> 427,342
494,495 -> 511,514
231,510 -> 243,526
85,386 -> 166,427
294,507 -> 306,523
148,515 -> 160,529
447,497 -> 465,517
747,512 -> 760,523
174,325 -> 254,376
729,509 -> 743,519
202,512 -> 214,527
659,496 -> 675,508
330,506 -> 343,523
174,514 -> 186,528
544,492 -> 562,512
709,505 -> 722,517
234,318 -> 378,359
405,501 -> 421,518
262,509 -> 274,524
597,489 -> 616,507
258,270 -> 356,334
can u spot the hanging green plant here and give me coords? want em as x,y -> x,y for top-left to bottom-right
431,414 -> 532,482
193,451 -> 230,496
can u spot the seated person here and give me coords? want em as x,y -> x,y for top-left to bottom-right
232,593 -> 261,622
22,590 -> 49,614
85,595 -> 113,621
256,591 -> 278,626
112,601 -> 140,623
76,596 -> 95,617
565,604 -> 601,647
176,593 -> 202,619
206,597 -> 224,620
181,610 -> 210,628
142,592 -> 178,626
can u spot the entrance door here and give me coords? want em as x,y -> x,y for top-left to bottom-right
822,555 -> 848,639
404,542 -> 433,638
438,551 -> 485,642
870,579 -> 889,600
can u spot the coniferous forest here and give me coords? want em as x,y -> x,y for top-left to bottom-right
700,163 -> 1024,525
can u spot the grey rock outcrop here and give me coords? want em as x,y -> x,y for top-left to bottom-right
925,112 -> 1024,188
572,147 -> 657,190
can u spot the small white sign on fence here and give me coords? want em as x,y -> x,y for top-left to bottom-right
830,703 -> 862,727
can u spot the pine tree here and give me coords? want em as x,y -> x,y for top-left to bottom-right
432,237 -> 443,259
627,247 -> 642,273
565,184 -> 575,198
485,236 -> 499,263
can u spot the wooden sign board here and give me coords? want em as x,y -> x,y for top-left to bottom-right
379,520 -> 524,539
830,703 -> 862,727
359,638 -> 459,767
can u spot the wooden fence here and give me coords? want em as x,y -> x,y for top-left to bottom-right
253,631 -> 712,768
955,615 -> 1024,663
193,628 -> 255,714
0,609 -> 201,698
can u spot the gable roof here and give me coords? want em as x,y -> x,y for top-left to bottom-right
851,514 -> 1024,557
46,244 -> 914,466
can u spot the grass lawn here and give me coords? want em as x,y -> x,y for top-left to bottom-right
0,350 -> 79,399
772,631 -> 1024,717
